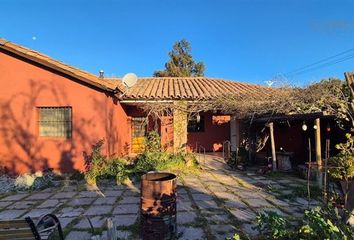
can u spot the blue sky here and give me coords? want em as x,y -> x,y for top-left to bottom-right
1,0 -> 354,86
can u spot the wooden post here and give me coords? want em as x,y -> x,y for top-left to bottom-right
269,122 -> 277,171
314,118 -> 322,187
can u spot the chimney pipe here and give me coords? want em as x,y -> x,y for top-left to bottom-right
99,70 -> 104,78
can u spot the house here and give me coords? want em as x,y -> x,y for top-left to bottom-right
0,38 -> 269,174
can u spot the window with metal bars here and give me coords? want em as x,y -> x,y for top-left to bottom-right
38,107 -> 72,138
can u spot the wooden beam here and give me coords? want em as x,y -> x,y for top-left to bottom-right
314,118 -> 323,187
268,122 -> 277,171
314,118 -> 322,166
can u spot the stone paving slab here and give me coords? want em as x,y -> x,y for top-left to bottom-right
191,193 -> 214,201
26,192 -> 54,200
205,213 -> 230,223
103,190 -> 123,197
37,199 -> 64,208
59,217 -> 76,228
229,208 -> 257,222
85,205 -> 113,216
224,199 -> 248,209
119,196 -> 140,204
177,200 -> 194,211
207,185 -> 228,192
92,197 -> 117,205
100,230 -> 131,240
177,188 -> 189,195
246,198 -> 273,208
112,214 -> 137,226
52,191 -> 77,199
257,207 -> 287,217
77,191 -> 101,198
0,201 -> 12,208
123,190 -> 140,196
214,191 -> 238,200
74,216 -> 106,229
7,201 -> 36,209
68,198 -> 95,206
268,198 -> 290,207
0,209 -> 27,219
113,204 -> 139,215
0,193 -> 29,201
178,226 -> 204,240
65,231 -> 91,240
59,207 -> 85,217
210,224 -> 236,239
25,208 -> 53,218
195,200 -> 219,210
177,211 -> 197,225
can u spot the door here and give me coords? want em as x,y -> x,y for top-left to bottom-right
131,117 -> 147,153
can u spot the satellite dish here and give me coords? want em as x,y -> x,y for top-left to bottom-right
122,73 -> 138,88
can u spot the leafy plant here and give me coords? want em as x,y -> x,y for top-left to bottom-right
254,205 -> 353,240
69,170 -> 85,181
299,205 -> 353,240
134,151 -> 198,174
328,133 -> 354,209
84,139 -> 128,185
144,131 -> 162,152
255,211 -> 292,239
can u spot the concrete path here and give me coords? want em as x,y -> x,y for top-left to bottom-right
0,154 -> 320,239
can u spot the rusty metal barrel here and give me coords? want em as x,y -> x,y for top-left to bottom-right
140,172 -> 177,240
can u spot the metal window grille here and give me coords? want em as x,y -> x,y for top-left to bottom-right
38,107 -> 72,138
132,117 -> 147,137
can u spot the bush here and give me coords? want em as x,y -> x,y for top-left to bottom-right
84,140 -> 129,185
254,204 -> 353,240
144,131 -> 161,152
255,211 -> 292,239
299,206 -> 353,240
134,151 -> 198,174
69,170 -> 85,181
328,133 -> 354,210
133,131 -> 199,175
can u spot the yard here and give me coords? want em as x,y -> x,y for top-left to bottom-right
0,154 -> 323,240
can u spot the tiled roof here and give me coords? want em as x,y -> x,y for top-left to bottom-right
0,38 -> 121,92
119,77 -> 272,100
0,38 -> 272,101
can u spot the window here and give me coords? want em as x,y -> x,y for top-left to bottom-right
187,116 -> 205,132
38,107 -> 72,138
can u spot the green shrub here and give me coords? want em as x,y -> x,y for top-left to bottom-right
84,140 -> 129,185
254,204 -> 353,240
134,151 -> 198,174
255,211 -> 292,239
299,205 -> 353,240
328,133 -> 354,210
69,170 -> 85,181
144,131 -> 162,152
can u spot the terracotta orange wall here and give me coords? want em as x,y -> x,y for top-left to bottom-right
0,50 -> 130,174
187,112 -> 230,152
